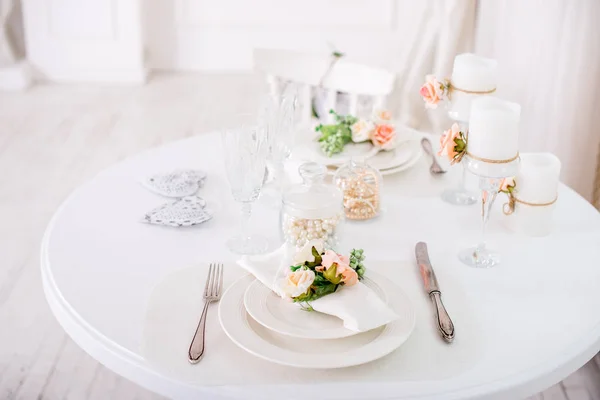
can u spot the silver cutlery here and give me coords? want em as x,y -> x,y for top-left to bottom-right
188,263 -> 224,363
420,137 -> 446,175
414,242 -> 455,343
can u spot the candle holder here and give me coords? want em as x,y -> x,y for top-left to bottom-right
440,121 -> 477,206
458,155 -> 520,268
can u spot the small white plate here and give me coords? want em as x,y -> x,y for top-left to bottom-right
244,277 -> 390,339
220,271 -> 416,369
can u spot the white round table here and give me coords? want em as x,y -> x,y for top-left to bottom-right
42,132 -> 600,400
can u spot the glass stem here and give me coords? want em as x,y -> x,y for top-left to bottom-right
458,160 -> 468,192
477,177 -> 501,254
275,160 -> 286,192
458,121 -> 469,193
240,202 -> 252,239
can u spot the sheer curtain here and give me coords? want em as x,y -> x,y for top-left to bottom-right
392,0 -> 476,134
475,0 -> 600,202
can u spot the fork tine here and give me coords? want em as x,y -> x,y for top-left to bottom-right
210,263 -> 219,297
204,263 -> 214,297
217,263 -> 224,296
212,263 -> 222,297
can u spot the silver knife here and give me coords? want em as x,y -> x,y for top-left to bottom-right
415,242 -> 455,343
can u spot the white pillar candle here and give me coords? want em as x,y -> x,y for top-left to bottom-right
506,153 -> 561,237
467,97 -> 521,161
448,53 -> 497,122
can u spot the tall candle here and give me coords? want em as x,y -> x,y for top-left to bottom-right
448,53 -> 497,122
507,153 -> 561,237
467,97 -> 521,161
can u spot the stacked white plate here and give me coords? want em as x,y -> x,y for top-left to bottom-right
300,123 -> 423,176
218,268 -> 416,369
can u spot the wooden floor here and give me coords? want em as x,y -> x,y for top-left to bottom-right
0,73 -> 598,400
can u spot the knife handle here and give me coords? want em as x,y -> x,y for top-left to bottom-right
430,291 -> 455,343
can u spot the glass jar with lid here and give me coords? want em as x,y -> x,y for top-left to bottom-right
333,158 -> 382,220
281,162 -> 344,249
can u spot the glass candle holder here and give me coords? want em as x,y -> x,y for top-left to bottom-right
441,53 -> 497,207
440,121 -> 477,206
504,153 -> 561,237
458,155 -> 520,268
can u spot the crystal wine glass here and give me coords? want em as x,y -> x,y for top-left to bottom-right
458,156 -> 520,268
261,82 -> 300,202
221,116 -> 269,255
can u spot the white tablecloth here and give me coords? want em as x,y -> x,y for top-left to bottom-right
42,132 -> 600,400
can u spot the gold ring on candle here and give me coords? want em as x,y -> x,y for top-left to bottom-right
466,151 -> 520,164
448,82 -> 496,95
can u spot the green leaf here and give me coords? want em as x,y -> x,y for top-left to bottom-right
312,274 -> 329,286
305,247 -> 323,268
311,101 -> 320,119
290,265 -> 302,272
332,51 -> 344,58
323,263 -> 343,285
312,246 -> 322,265
313,283 -> 337,297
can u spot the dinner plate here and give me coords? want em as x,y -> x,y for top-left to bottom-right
219,271 -> 416,369
244,275 -> 391,339
380,143 -> 423,176
306,139 -> 380,166
368,139 -> 422,172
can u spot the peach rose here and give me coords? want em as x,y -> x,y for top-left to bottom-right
438,123 -> 461,161
320,250 -> 350,271
420,75 -> 443,109
373,109 -> 392,122
318,250 -> 358,286
499,177 -> 515,193
340,267 -> 359,286
371,123 -> 397,151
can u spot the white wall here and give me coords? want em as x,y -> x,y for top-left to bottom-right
145,0 -> 429,71
22,0 -> 146,83
20,1 -> 430,79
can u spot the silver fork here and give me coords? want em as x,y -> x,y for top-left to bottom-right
421,137 -> 447,175
188,263 -> 224,364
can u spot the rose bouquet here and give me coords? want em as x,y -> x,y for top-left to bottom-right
279,240 -> 366,310
316,109 -> 397,156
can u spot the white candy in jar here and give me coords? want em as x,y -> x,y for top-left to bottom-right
282,213 -> 341,248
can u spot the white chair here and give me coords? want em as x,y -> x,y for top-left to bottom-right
253,48 -> 395,125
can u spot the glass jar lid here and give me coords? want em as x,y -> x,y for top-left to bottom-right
282,162 -> 342,219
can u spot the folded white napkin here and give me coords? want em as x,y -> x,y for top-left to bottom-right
238,244 -> 399,332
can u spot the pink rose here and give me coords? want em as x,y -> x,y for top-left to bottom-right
320,250 -> 350,271
317,250 -> 358,286
371,124 -> 397,151
438,123 -> 461,161
499,177 -> 515,192
420,75 -> 443,109
340,268 -> 359,286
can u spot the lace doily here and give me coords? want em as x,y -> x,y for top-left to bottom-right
144,196 -> 212,227
142,170 -> 207,198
